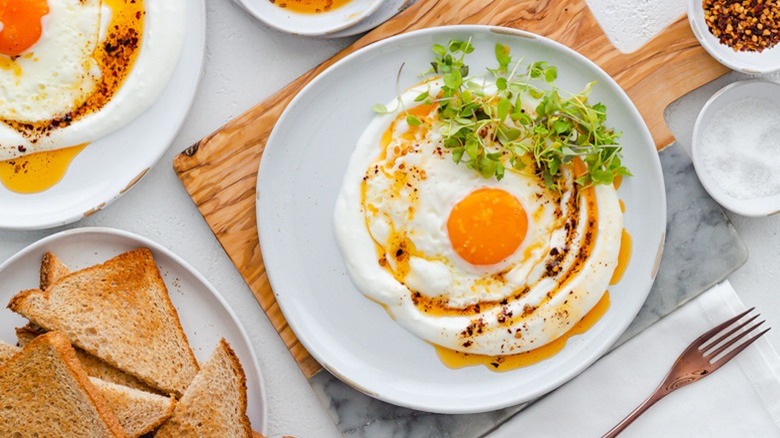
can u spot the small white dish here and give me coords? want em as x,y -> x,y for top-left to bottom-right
0,227 -> 268,433
688,0 -> 780,74
692,80 -> 780,217
235,0 -> 384,37
325,0 -> 411,39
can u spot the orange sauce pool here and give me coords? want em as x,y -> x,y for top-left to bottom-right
610,229 -> 632,285
434,292 -> 611,371
613,174 -> 623,189
269,0 -> 352,14
0,144 -> 87,194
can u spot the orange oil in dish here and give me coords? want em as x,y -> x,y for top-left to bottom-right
434,292 -> 611,371
0,144 -> 87,193
269,0 -> 352,14
610,229 -> 632,285
613,174 -> 623,189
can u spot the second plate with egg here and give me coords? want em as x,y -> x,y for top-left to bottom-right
0,0 -> 205,230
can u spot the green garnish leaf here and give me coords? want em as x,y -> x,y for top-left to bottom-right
414,90 -> 429,102
452,147 -> 465,163
497,97 -> 511,120
371,103 -> 390,114
373,40 -> 630,189
495,43 -> 511,73
443,70 -> 463,89
544,66 -> 558,82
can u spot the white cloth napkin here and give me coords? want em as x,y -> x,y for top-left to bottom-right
490,281 -> 780,437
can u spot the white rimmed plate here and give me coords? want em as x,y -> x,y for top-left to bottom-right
688,0 -> 780,74
0,1 -> 206,230
325,0 -> 412,39
0,227 -> 268,433
235,0 -> 383,37
257,25 -> 666,413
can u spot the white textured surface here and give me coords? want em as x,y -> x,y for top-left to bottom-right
585,0 -> 686,53
0,1 -> 779,437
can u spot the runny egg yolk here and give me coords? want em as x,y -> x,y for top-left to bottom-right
447,188 -> 528,265
0,0 -> 49,56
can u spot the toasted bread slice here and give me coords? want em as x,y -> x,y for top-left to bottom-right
0,338 -> 174,438
8,248 -> 199,396
16,323 -> 158,393
40,251 -> 71,290
90,378 -> 176,437
155,339 -> 252,437
0,331 -> 127,437
0,338 -> 20,366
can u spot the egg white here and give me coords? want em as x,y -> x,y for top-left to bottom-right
362,110 -> 560,308
0,0 -> 186,160
0,0 -> 101,123
334,80 -> 624,356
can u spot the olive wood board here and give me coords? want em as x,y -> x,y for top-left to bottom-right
173,0 -> 729,379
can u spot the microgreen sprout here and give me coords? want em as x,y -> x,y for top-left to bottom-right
373,39 -> 631,189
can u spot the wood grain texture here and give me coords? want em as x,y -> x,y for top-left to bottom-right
174,0 -> 728,379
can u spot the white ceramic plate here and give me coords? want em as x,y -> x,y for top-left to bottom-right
325,0 -> 412,38
692,79 -> 780,216
688,0 -> 780,74
0,227 -> 268,433
0,1 -> 206,230
235,0 -> 383,37
257,25 -> 666,413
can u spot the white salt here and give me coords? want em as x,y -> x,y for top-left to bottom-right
700,97 -> 780,200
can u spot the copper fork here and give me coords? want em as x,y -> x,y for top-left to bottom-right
602,307 -> 770,438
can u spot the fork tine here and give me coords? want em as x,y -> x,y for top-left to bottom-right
701,313 -> 760,353
689,307 -> 755,349
706,320 -> 765,360
710,327 -> 771,371
603,310 -> 769,438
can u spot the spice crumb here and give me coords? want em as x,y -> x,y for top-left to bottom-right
703,0 -> 780,52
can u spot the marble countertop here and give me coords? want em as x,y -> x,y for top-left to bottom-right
1,1 -> 779,437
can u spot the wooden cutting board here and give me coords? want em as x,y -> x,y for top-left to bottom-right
173,0 -> 728,379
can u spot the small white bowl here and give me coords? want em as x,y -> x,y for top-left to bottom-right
692,80 -> 780,217
688,0 -> 780,74
235,0 -> 384,37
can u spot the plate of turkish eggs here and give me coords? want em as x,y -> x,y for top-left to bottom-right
0,0 -> 204,229
257,26 -> 666,413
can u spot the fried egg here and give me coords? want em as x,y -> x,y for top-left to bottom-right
0,0 -> 185,160
334,80 -> 623,356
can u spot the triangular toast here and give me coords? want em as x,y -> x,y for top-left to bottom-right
8,248 -> 199,396
155,339 -> 252,437
17,323 -> 158,393
32,253 -> 159,392
90,378 -> 176,437
0,332 -> 127,437
40,250 -> 71,291
0,338 -> 175,438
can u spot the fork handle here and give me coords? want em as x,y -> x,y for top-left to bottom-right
601,390 -> 667,438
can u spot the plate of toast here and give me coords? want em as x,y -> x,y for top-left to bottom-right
0,227 -> 267,436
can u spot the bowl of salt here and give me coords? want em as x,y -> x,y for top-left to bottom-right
692,79 -> 780,217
